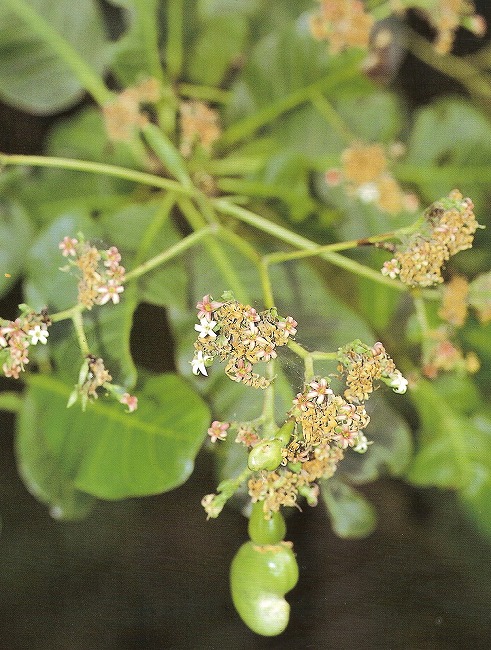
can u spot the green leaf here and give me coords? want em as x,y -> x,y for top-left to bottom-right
187,16 -> 248,86
340,393 -> 413,484
0,200 -> 34,299
322,478 -> 377,539
0,0 -> 110,114
404,98 -> 491,211
406,378 -> 488,490
15,389 -> 96,520
17,372 -> 210,501
459,413 -> 491,538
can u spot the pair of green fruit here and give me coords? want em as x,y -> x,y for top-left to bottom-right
230,501 -> 299,636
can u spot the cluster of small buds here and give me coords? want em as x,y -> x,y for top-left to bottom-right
325,142 -> 417,215
422,327 -> 480,379
102,78 -> 160,142
337,340 -> 408,401
309,0 -> 374,54
179,101 -> 221,158
381,191 -> 481,287
0,309 -> 51,379
191,294 -> 297,388
59,236 -> 125,309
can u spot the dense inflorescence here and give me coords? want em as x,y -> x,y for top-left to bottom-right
191,294 -> 297,388
381,190 -> 481,287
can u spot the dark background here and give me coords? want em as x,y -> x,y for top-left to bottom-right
2,3 -> 491,648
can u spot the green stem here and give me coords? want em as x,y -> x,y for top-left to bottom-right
259,260 -> 275,310
199,155 -> 264,176
125,226 -> 215,281
132,193 -> 177,266
261,362 -> 277,438
134,0 -> 167,83
178,83 -> 231,104
177,198 -> 250,303
309,92 -> 357,142
219,55 -> 363,146
71,310 -> 90,356
213,199 -> 407,292
264,232 -> 397,265
166,0 -> 184,79
3,0 -> 112,106
396,163 -> 491,185
0,391 -> 23,413
0,154 -> 194,197
50,303 -> 85,324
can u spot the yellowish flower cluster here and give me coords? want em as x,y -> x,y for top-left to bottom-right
438,275 -> 469,326
327,142 -> 410,215
191,295 -> 297,388
0,310 -> 51,379
102,79 -> 160,142
309,0 -> 374,54
422,327 -> 479,378
59,237 -> 125,309
247,340 -> 406,518
425,0 -> 484,54
179,101 -> 221,158
381,190 -> 480,287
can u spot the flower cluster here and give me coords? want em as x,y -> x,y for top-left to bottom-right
381,190 -> 481,287
438,275 -> 469,327
59,237 -> 125,309
67,354 -> 138,412
337,340 -> 408,401
179,101 -> 221,158
102,78 -> 160,142
420,0 -> 485,55
422,327 -> 479,379
326,141 -> 417,215
309,0 -> 374,54
247,340 -> 406,519
191,294 -> 297,388
0,309 -> 51,379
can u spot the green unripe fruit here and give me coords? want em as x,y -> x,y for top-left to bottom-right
230,541 -> 299,636
273,420 -> 295,447
248,501 -> 287,545
247,439 -> 283,472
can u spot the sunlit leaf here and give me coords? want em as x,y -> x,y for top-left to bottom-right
17,372 -> 210,501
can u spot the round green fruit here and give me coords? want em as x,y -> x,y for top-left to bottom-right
230,541 -> 299,636
247,439 -> 283,472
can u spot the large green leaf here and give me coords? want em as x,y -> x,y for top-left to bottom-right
17,372 -> 210,502
0,200 -> 34,299
404,98 -> 491,211
321,478 -> 377,539
406,378 -> 491,491
16,389 -> 96,521
0,0 -> 111,114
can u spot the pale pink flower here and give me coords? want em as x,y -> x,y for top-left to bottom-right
278,316 -> 298,337
59,236 -> 78,257
207,420 -> 229,443
120,392 -> 138,412
307,378 -> 333,405
97,280 -> 124,305
196,294 -> 223,321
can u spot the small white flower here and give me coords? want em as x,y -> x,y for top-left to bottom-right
353,433 -> 371,453
194,317 -> 217,339
28,324 -> 49,345
381,259 -> 400,280
388,371 -> 408,394
357,182 -> 380,204
191,350 -> 211,376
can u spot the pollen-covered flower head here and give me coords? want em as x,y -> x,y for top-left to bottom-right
309,0 -> 374,54
59,235 -> 125,309
191,294 -> 297,388
0,309 -> 51,380
382,191 -> 481,287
